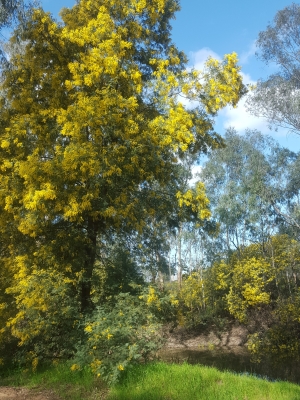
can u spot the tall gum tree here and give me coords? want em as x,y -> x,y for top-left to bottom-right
0,0 -> 245,342
246,3 -> 300,135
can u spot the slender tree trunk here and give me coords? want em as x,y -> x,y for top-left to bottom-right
177,224 -> 182,289
168,249 -> 172,282
188,239 -> 192,275
270,242 -> 280,297
80,216 -> 99,313
226,227 -> 230,261
286,270 -> 292,297
200,263 -> 206,310
235,228 -> 240,258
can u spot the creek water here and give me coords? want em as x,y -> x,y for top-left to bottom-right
158,347 -> 300,384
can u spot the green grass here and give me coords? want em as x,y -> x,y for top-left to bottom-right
1,362 -> 300,400
108,362 -> 300,400
0,363 -> 108,400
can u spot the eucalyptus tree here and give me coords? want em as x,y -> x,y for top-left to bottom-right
280,151 -> 300,237
200,129 -> 296,261
0,0 -> 27,28
246,3 -> 300,135
0,0 -> 38,61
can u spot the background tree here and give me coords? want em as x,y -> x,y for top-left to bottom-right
246,3 -> 300,135
199,129 -> 296,263
0,0 -> 37,61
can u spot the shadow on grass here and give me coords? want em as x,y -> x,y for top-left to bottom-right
159,347 -> 300,384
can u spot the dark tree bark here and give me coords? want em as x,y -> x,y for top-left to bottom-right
80,216 -> 100,313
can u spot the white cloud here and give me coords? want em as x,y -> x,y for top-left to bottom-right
239,41 -> 257,65
189,165 -> 202,186
181,47 -> 289,138
218,71 -> 271,133
220,97 -> 269,133
219,72 -> 290,137
189,48 -> 221,71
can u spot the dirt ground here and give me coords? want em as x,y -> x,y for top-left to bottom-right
0,387 -> 61,400
164,322 -> 249,349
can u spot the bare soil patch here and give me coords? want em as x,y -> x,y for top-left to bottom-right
164,322 -> 249,350
0,387 -> 61,400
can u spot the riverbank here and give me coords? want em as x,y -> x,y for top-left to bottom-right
2,362 -> 300,400
109,362 -> 300,400
164,321 -> 249,349
160,322 -> 300,384
1,321 -> 299,400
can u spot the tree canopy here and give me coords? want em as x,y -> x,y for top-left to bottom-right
0,0 -> 244,361
247,3 -> 300,134
1,1 -> 300,381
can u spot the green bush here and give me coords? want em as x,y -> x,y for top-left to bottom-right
72,293 -> 164,385
140,285 -> 179,324
248,295 -> 300,362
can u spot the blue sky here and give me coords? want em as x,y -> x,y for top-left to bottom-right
41,0 -> 300,152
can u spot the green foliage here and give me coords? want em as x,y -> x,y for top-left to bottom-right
248,294 -> 300,362
247,3 -> 300,135
92,242 -> 144,302
72,293 -> 165,385
199,129 -> 297,264
141,285 -> 179,324
176,269 -> 230,330
4,266 -> 81,369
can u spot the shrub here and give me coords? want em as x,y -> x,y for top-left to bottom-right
248,294 -> 300,362
73,292 -> 164,385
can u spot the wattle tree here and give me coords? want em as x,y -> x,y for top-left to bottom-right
0,0 -> 244,358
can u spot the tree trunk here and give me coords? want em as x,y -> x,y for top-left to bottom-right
168,249 -> 172,282
177,224 -> 182,289
80,216 -> 99,313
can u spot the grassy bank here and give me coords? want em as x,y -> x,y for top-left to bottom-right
109,362 -> 300,400
1,362 -> 300,400
0,363 -> 108,400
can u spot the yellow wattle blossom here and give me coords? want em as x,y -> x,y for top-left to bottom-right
70,364 -> 80,371
225,257 -> 274,322
32,357 -> 39,372
0,0 -> 244,356
85,325 -> 93,333
1,140 -> 10,149
147,287 -> 159,304
176,182 -> 211,221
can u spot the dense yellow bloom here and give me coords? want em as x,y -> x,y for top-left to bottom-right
180,272 -> 206,311
0,0 -> 244,349
147,287 -> 159,304
225,258 -> 273,322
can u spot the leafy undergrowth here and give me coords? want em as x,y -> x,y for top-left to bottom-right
2,362 -> 300,400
